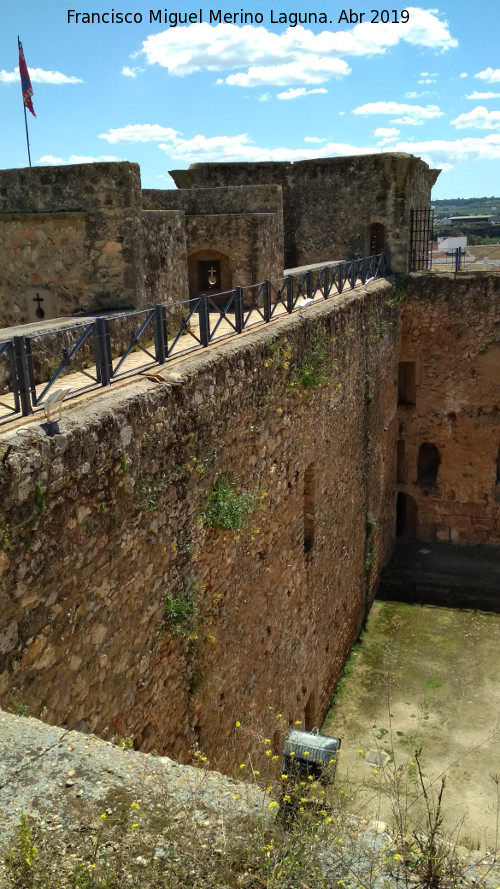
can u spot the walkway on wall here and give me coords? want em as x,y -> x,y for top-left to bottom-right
378,539 -> 500,611
0,253 -> 388,429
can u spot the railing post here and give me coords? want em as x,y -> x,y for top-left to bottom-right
6,343 -> 20,413
337,263 -> 344,294
306,270 -> 313,300
234,287 -> 244,334
12,336 -> 33,417
263,280 -> 271,322
198,295 -> 210,347
94,317 -> 112,386
13,336 -> 33,416
286,275 -> 294,313
323,266 -> 329,299
153,305 -> 168,364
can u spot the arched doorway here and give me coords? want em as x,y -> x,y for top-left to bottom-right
187,249 -> 230,301
396,492 -> 417,537
369,222 -> 386,256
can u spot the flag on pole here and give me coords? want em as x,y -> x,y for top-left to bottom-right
18,38 -> 36,118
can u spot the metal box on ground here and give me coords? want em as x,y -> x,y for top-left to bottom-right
282,726 -> 341,784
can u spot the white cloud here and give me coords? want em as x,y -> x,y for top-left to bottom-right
94,121 -> 500,174
259,92 -> 272,101
99,124 -> 182,143
38,154 -> 120,165
418,71 -> 438,84
459,72 -> 468,78
466,91 -> 500,100
138,10 -> 456,88
353,101 -> 443,121
277,87 -> 328,100
451,106 -> 500,130
375,127 -> 400,147
226,58 -> 349,87
122,66 -> 144,78
158,132 -> 375,164
475,67 -> 500,83
391,116 -> 425,126
0,67 -> 83,84
160,132 -> 500,170
406,90 -> 429,98
391,134 -> 500,169
374,127 -> 400,137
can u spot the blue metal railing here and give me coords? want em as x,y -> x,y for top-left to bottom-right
0,252 -> 389,423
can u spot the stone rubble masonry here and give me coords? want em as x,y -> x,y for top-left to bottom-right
142,184 -> 284,290
170,153 -> 439,274
398,273 -> 500,544
0,282 -> 399,769
0,163 -> 147,326
0,164 -> 284,328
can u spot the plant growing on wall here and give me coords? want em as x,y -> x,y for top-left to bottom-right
295,324 -> 331,390
164,574 -> 203,638
135,472 -> 167,511
34,483 -> 46,516
200,475 -> 262,534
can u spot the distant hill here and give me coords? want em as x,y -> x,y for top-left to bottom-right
432,197 -> 500,222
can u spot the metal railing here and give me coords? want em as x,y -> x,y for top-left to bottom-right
0,252 -> 389,424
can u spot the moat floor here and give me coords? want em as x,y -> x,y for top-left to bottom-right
323,600 -> 500,850
378,540 -> 500,610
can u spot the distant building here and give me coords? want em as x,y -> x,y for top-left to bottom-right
441,215 -> 494,225
437,236 -> 467,253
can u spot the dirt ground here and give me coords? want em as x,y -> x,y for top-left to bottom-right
323,600 -> 500,851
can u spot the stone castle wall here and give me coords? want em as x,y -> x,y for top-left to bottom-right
143,184 -> 284,292
397,273 -> 500,544
0,282 -> 399,768
170,153 -> 439,273
0,163 -> 145,325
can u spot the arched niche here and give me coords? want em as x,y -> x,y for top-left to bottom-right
187,249 -> 230,300
416,442 -> 441,486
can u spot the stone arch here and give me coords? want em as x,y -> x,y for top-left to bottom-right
187,248 -> 230,300
396,492 -> 417,537
416,442 -> 441,486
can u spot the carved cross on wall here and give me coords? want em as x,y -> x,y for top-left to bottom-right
33,292 -> 45,319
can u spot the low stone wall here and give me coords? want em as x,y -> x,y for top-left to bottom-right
0,281 -> 398,769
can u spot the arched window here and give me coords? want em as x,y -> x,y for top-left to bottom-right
417,443 -> 440,486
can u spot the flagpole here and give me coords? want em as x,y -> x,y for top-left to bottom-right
23,103 -> 32,167
18,35 -> 34,167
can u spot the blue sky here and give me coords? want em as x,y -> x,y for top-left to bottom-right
1,1 -> 499,198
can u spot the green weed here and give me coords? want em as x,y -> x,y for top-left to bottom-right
34,483 -> 46,516
295,324 -> 331,390
200,475 -> 262,534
